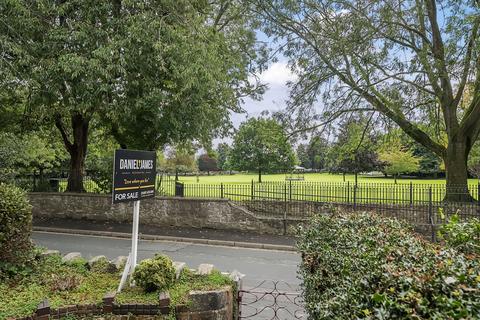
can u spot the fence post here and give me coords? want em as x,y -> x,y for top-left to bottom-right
477,183 -> 480,206
347,181 -> 350,203
289,180 -> 292,201
428,186 -> 435,242
221,183 -> 224,199
353,183 -> 357,211
409,182 -> 413,205
251,180 -> 254,200
283,183 -> 288,235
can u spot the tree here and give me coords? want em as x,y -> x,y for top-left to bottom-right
299,136 -> 329,170
216,143 -> 232,171
327,117 -> 380,182
468,141 -> 480,179
379,148 -> 421,184
382,128 -> 443,177
164,148 -> 198,180
296,144 -> 310,168
230,118 -> 296,182
2,0 -> 265,192
0,131 -> 66,182
255,0 -> 480,200
197,154 -> 219,173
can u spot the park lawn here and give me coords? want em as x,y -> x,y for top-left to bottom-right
157,173 -> 480,203
171,172 -> 480,185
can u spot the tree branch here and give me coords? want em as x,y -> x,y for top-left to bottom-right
54,114 -> 73,154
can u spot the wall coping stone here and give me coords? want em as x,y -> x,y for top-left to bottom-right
28,192 -> 230,202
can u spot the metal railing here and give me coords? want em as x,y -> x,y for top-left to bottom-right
13,175 -> 480,234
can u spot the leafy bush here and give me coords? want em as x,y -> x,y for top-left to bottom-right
298,212 -> 480,319
438,212 -> 480,255
133,254 -> 176,292
0,183 -> 33,276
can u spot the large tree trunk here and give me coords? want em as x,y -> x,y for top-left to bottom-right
55,113 -> 89,193
258,168 -> 262,183
444,137 -> 473,202
66,114 -> 89,192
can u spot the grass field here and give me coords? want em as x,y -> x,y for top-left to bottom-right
167,172 -> 480,185
158,172 -> 480,203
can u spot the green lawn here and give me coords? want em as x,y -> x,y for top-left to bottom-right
158,173 -> 480,203
167,172 -> 479,185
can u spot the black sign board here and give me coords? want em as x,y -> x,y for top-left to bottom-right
112,149 -> 156,204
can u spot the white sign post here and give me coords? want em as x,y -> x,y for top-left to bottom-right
113,149 -> 156,293
117,200 -> 140,292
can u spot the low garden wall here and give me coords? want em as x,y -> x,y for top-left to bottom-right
28,193 -> 305,235
27,288 -> 233,320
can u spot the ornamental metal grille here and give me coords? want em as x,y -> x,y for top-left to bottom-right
238,280 -> 305,319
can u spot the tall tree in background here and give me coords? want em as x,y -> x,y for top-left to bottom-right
379,139 -> 421,183
297,136 -> 329,170
197,154 -> 219,174
255,0 -> 480,200
164,147 -> 198,180
216,143 -> 232,171
1,0 -> 265,192
230,118 -> 296,182
327,117 -> 380,182
468,141 -> 480,179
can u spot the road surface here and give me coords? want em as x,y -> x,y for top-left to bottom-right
32,231 -> 301,288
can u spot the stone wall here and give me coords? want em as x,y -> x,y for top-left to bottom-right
28,193 -> 305,235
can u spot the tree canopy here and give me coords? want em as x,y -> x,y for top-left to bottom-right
230,117 -> 296,182
327,117 -> 380,177
254,0 -> 480,200
1,0 -> 265,192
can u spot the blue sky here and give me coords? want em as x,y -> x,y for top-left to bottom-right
231,60 -> 296,126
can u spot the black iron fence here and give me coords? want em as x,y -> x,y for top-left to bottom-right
12,175 -> 480,234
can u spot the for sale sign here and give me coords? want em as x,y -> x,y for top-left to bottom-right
112,149 -> 156,204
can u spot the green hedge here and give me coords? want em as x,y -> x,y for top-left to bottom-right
0,183 -> 33,276
133,254 -> 176,292
298,213 -> 480,319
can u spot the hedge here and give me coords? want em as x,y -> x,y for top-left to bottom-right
0,183 -> 33,276
298,212 -> 480,319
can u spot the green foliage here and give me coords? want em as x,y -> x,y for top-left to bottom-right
197,153 -> 219,172
379,139 -> 420,179
257,0 -> 479,192
297,136 -> 329,170
0,254 -> 118,319
85,130 -> 118,193
132,254 -> 176,292
468,140 -> 480,178
230,118 -> 296,178
0,131 -> 66,181
164,147 -> 198,174
2,0 -> 266,192
327,117 -> 380,174
438,213 -> 480,256
216,143 -> 232,171
298,212 -> 480,319
0,183 -> 33,276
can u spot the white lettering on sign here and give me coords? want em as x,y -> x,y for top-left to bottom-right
119,159 -> 154,170
114,192 -> 139,201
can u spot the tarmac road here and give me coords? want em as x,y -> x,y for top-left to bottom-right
32,231 -> 301,288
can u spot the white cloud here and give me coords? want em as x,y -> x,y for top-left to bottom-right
258,62 -> 297,87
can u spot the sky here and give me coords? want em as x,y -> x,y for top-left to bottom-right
212,60 -> 297,147
231,60 -> 297,127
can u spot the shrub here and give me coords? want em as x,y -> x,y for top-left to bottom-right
298,212 -> 480,319
0,183 -> 33,276
133,254 -> 176,292
438,212 -> 480,255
